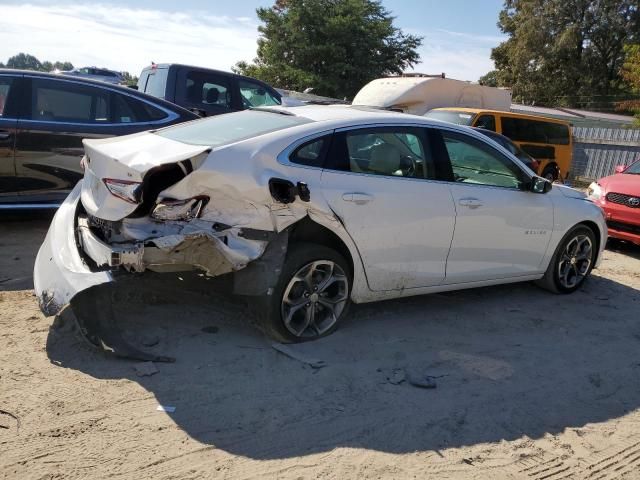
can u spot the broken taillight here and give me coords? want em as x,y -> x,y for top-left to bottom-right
103,178 -> 143,204
150,197 -> 208,221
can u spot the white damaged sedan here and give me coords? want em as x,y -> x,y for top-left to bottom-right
35,105 -> 606,347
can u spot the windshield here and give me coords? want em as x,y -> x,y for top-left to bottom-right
424,110 -> 475,126
155,109 -> 310,146
625,161 -> 640,174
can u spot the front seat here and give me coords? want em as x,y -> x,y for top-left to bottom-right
369,143 -> 402,176
205,88 -> 220,104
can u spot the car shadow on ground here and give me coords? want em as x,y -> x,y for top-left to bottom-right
607,238 -> 640,260
45,270 -> 640,460
0,210 -> 54,291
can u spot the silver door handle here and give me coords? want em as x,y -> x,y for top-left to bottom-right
342,192 -> 373,204
0,130 -> 11,140
458,197 -> 483,209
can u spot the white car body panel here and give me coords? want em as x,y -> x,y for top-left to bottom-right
445,183 -> 554,283
33,105 -> 607,318
321,170 -> 455,290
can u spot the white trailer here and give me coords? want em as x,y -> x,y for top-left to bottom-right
352,75 -> 512,115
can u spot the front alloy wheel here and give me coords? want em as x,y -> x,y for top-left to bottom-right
557,235 -> 593,289
536,225 -> 597,294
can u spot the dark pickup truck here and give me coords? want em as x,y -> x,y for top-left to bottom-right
137,63 -> 283,117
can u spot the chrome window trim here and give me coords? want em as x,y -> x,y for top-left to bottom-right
24,73 -> 179,125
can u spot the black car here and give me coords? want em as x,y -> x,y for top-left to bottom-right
0,70 -> 198,208
473,127 -> 540,174
137,63 -> 282,117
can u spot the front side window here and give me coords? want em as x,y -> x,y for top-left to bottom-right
441,130 -> 526,189
329,127 -> 435,179
185,72 -> 232,110
0,77 -> 14,117
30,78 -> 110,123
239,80 -> 281,108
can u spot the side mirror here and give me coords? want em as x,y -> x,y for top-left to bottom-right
615,165 -> 627,174
530,176 -> 552,194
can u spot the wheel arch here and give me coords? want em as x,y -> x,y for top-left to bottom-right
287,216 -> 355,277
577,219 -> 603,261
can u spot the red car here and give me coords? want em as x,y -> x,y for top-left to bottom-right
588,160 -> 640,245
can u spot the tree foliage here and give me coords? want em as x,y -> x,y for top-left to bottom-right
618,43 -> 640,123
4,52 -> 74,72
478,70 -> 499,87
234,0 -> 422,99
492,0 -> 639,108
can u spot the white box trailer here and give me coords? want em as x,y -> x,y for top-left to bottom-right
352,75 -> 512,115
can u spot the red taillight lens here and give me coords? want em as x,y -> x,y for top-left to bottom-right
103,178 -> 142,204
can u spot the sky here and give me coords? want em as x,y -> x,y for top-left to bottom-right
0,0 -> 506,83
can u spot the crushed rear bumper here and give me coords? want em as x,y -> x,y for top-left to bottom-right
34,183 -> 113,316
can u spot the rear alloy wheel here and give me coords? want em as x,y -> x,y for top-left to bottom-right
536,225 -> 596,293
259,243 -> 351,343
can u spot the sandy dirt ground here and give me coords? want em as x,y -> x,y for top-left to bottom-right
2,212 -> 640,480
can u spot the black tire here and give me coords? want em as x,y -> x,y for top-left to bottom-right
257,243 -> 352,343
535,225 -> 597,294
541,164 -> 559,182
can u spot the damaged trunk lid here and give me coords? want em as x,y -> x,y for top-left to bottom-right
80,132 -> 210,221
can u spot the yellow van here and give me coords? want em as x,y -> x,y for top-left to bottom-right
424,108 -> 573,182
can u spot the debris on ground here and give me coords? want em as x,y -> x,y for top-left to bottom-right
140,334 -> 160,347
156,405 -> 176,413
271,343 -> 326,369
406,371 -> 440,389
386,368 -> 406,385
0,409 -> 20,433
134,361 -> 159,377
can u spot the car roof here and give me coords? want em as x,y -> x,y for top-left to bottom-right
0,68 -> 198,117
140,64 -> 280,91
430,107 -> 571,126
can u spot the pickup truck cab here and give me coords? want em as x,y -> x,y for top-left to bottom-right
137,63 -> 282,117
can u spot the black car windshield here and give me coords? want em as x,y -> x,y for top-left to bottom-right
155,109 -> 311,146
625,161 -> 640,174
424,110 -> 475,126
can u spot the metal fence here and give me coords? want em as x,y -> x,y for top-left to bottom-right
572,127 -> 640,182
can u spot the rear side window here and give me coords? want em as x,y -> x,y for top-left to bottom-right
142,68 -> 169,99
156,110 -> 310,146
0,77 -> 14,117
501,117 -> 569,145
113,94 -> 167,123
290,137 -> 327,167
30,78 -> 110,123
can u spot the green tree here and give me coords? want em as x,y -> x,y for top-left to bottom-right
3,53 -> 73,72
234,0 -> 422,99
478,70 -> 499,87
492,0 -> 639,108
120,71 -> 139,87
618,43 -> 640,123
7,53 -> 42,70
